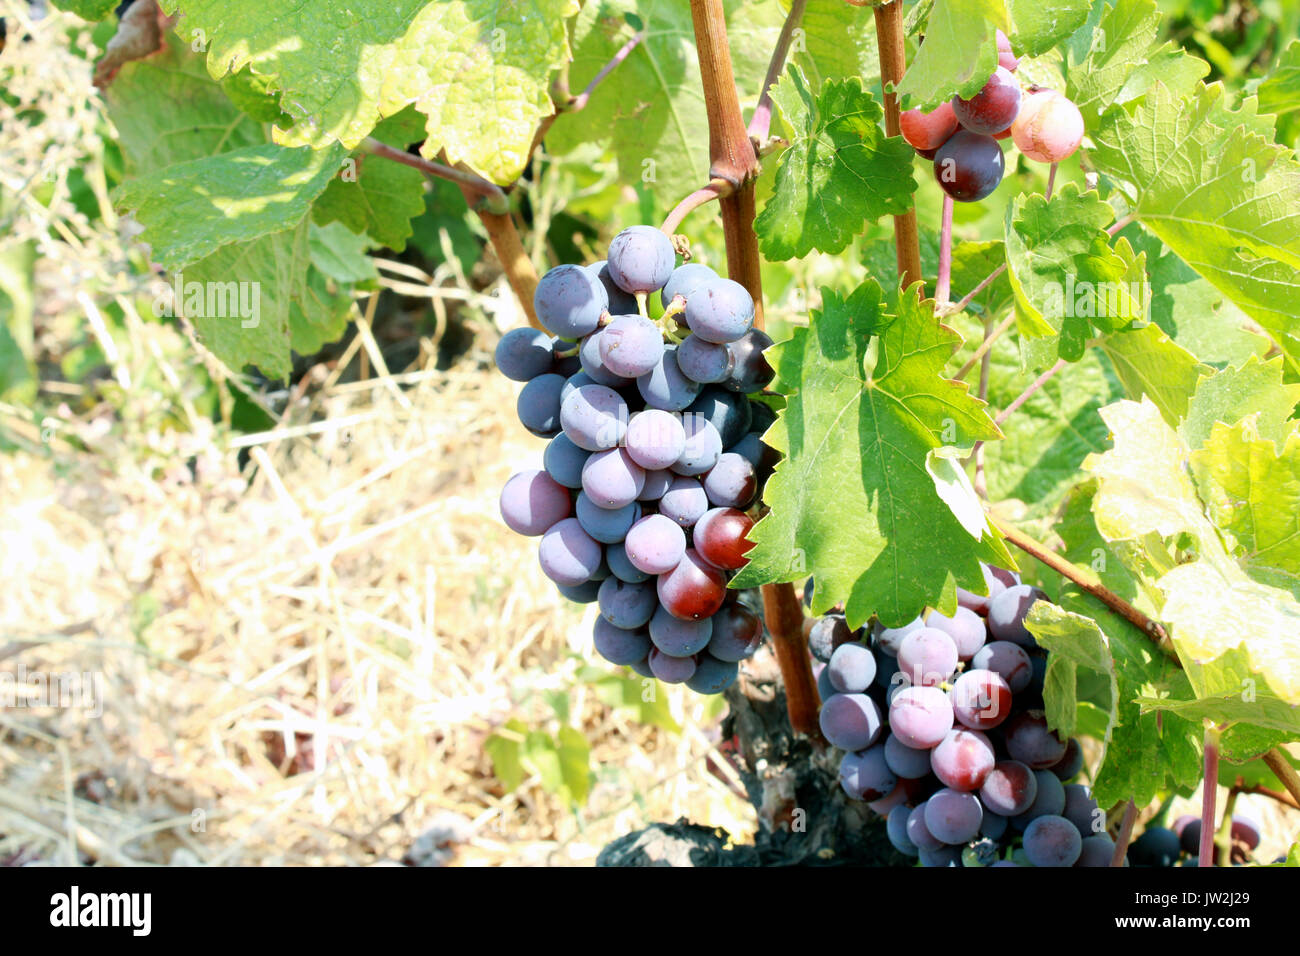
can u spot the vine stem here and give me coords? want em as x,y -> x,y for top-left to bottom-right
954,311 -> 1015,381
992,358 -> 1066,426
1261,749 -> 1300,808
873,0 -> 923,290
570,31 -> 646,111
1110,799 -> 1137,867
935,195 -> 954,307
992,519 -> 1173,648
1238,782 -> 1300,811
747,0 -> 808,142
661,179 -> 732,235
690,0 -> 820,740
363,139 -> 507,211
1214,787 -> 1239,866
1045,162 -> 1058,200
973,315 -> 993,498
1199,725 -> 1221,867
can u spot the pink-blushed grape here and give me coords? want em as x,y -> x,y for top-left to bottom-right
1011,89 -> 1085,163
952,66 -> 1022,135
900,101 -> 959,151
498,469 -> 572,536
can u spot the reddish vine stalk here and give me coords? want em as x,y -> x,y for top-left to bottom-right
873,0 -> 923,290
1199,727 -> 1221,866
690,0 -> 819,740
1110,799 -> 1137,867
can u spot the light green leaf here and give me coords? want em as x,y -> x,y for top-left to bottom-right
1098,323 -> 1209,427
755,68 -> 917,260
793,0 -> 881,88
895,0 -> 1005,110
484,718 -> 528,792
555,725 -> 593,805
115,142 -> 346,270
1181,355 -> 1300,452
732,281 -> 1011,627
160,0 -> 578,184
1258,40 -> 1300,117
50,0 -> 118,20
308,221 -> 379,286
581,666 -> 681,734
1005,0 -> 1091,56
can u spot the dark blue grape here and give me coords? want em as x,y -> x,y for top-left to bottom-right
607,226 -> 676,294
685,654 -> 739,694
637,345 -> 701,411
660,262 -> 718,312
676,334 -> 732,384
685,387 -> 752,448
685,278 -> 755,343
516,372 -> 566,437
543,433 -> 590,489
722,329 -> 775,394
495,327 -> 553,381
534,263 -> 608,338
587,260 -> 638,315
933,130 -> 1005,203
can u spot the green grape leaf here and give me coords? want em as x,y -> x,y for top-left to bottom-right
1181,355 -> 1300,452
1027,599 -> 1202,807
308,221 -> 379,286
755,68 -> 917,260
580,665 -> 682,734
50,0 -> 118,20
1258,39 -> 1300,117
895,0 -> 1005,110
178,221 -> 310,380
312,114 -> 428,252
105,35 -> 265,174
731,281 -> 1011,627
1003,184 -> 1148,361
160,0 -> 577,185
1098,323 -> 1209,427
1005,0 -> 1091,57
114,142 -> 346,270
289,267 -> 354,357
1089,83 -> 1300,373
793,0 -> 881,88
484,719 -> 528,792
554,725 -> 593,805
949,240 -> 1011,316
983,348 -> 1122,515
545,0 -> 779,202
1086,399 -> 1300,709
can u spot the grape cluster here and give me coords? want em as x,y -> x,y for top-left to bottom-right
901,31 -> 1085,203
1129,814 -> 1262,867
812,564 -> 1111,866
496,226 -> 778,694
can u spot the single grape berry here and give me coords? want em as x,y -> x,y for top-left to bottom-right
693,507 -> 754,570
996,29 -> 1019,72
685,278 -> 755,344
606,225 -> 677,294
599,314 -> 664,378
534,263 -> 608,339
498,469 -> 572,536
659,262 -> 718,312
900,101 -> 959,152
933,130 -> 1005,203
952,66 -> 1022,135
722,329 -> 775,394
1011,88 -> 1085,163
495,327 -> 554,382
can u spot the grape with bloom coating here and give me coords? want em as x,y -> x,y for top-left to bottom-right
495,327 -> 554,381
581,448 -> 645,509
659,262 -> 717,311
578,331 -> 629,387
597,577 -> 657,630
1011,89 -> 1085,163
951,668 -> 1013,730
703,452 -> 757,509
592,617 -> 651,665
889,685 -> 954,749
648,605 -> 712,657
625,409 -> 686,471
819,693 -> 883,751
586,260 -> 638,315
543,433 -> 589,489
498,469 -> 571,536
970,640 -> 1032,692
1023,815 -> 1082,867
538,518 -> 602,587
827,642 -> 877,694
925,788 -> 984,844
658,475 -> 709,528
599,314 -> 664,378
839,746 -> 896,801
897,627 -> 959,686
623,514 -> 686,575
606,225 -> 676,294
517,373 -> 566,437
677,334 -> 732,384
925,605 -> 986,660
685,278 -> 755,343
637,345 -> 702,411
648,646 -> 696,683
930,728 -> 996,791
884,733 -> 933,779
534,263 -> 608,339
1004,710 -> 1068,768
671,416 -> 723,476
686,654 -> 739,694
887,804 -> 919,856
574,492 -> 639,544
560,383 -> 627,451
979,760 -> 1038,816
605,542 -> 649,583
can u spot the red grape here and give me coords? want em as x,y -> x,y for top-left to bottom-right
694,507 -> 754,570
657,548 -> 727,620
996,29 -> 1019,72
900,101 -> 959,151
953,66 -> 1022,135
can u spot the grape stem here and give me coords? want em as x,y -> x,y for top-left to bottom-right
1110,799 -> 1136,867
873,0 -> 923,289
935,195 -> 954,307
661,179 -> 733,235
992,358 -> 1066,426
1214,787 -> 1238,866
954,311 -> 1015,381
569,30 -> 647,112
362,139 -> 508,212
1199,725 -> 1221,867
528,29 -> 645,157
690,0 -> 822,742
747,0 -> 809,143
1261,749 -> 1300,809
1045,162 -> 1058,201
1237,781 -> 1300,811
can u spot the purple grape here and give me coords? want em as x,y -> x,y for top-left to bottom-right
581,448 -> 645,509
827,643 -> 877,693
575,492 -> 639,544
707,603 -> 763,662
628,655 -> 654,679
952,66 -> 1022,135
625,409 -> 686,471
918,844 -> 963,867
957,563 -> 1020,614
495,327 -> 554,381
685,387 -> 752,449
605,542 -> 650,583
702,452 -> 757,509
648,605 -> 712,657
897,627 -> 959,687
560,383 -> 628,451
676,334 -> 732,384
556,579 -> 601,603
981,812 -> 1009,841
988,584 -> 1047,646
599,314 -> 664,378
670,415 -> 722,476
979,760 -> 1038,816
578,331 -> 630,387
543,433 -> 590,489
606,225 -> 676,294
593,617 -> 651,665
970,640 -> 1032,692
874,647 -> 900,689
637,345 -> 701,411
722,329 -> 775,394
657,475 -> 709,528
659,262 -> 718,311
875,616 -> 924,657
817,663 -> 836,703
931,728 -> 995,791
808,614 -> 852,663
636,469 -> 674,502
1023,815 -> 1082,867
560,370 -> 596,405
1004,711 -> 1068,768
516,372 -> 566,437
534,263 -> 608,339
933,130 -> 1005,203
586,260 -> 638,315
884,733 -> 933,779
889,686 -> 954,749
498,469 -> 572,536
951,669 -> 1013,731
839,746 -> 897,801
648,646 -> 697,683
657,549 -> 726,620
685,654 -> 738,694
907,802 -> 945,851
685,278 -> 755,343
1010,770 -> 1066,829
538,518 -> 602,586
1062,783 -> 1102,836
1050,737 -> 1084,780
624,514 -> 687,575
597,577 -> 658,629
819,693 -> 883,751
887,804 -> 919,856
925,606 -> 986,661
1076,834 -> 1116,867
925,788 -> 983,844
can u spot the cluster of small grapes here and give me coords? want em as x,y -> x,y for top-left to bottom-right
1129,814 -> 1263,867
495,226 -> 778,694
810,565 -> 1112,866
901,31 -> 1086,202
